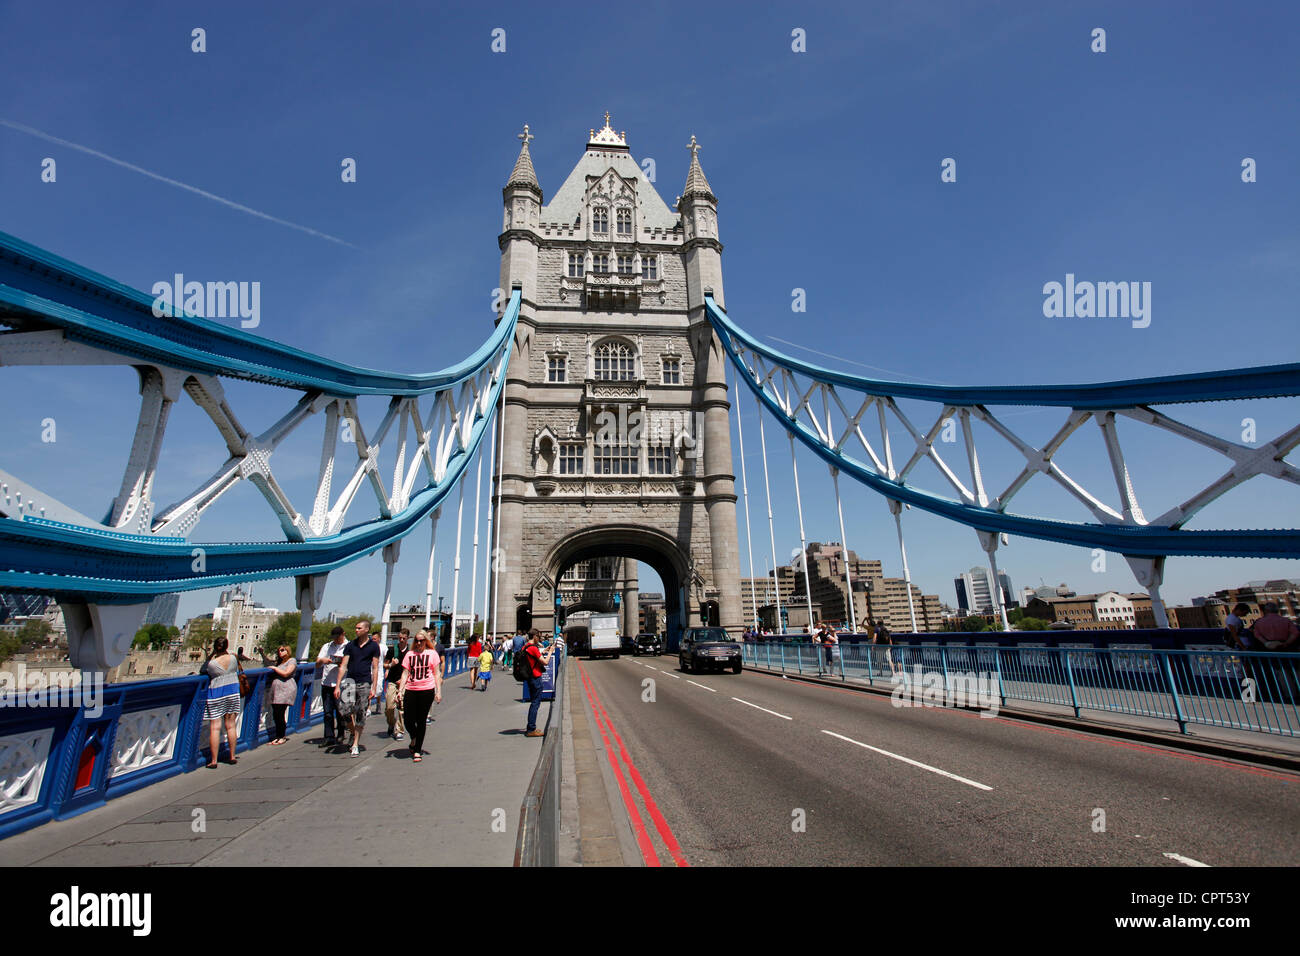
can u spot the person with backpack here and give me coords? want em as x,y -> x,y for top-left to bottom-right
515,629 -> 557,737
383,629 -> 410,740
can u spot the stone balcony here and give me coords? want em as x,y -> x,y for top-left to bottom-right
559,272 -> 666,307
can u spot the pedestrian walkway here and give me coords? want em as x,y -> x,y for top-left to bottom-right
0,672 -> 551,866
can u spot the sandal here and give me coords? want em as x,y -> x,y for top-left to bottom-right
412,753 -> 422,763
206,762 -> 218,769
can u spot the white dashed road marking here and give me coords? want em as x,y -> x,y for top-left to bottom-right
731,697 -> 791,720
821,730 -> 993,791
687,680 -> 716,693
1163,852 -> 1210,867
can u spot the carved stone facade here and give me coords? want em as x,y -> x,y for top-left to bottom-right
490,118 -> 741,641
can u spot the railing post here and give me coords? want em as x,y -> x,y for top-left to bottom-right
1159,651 -> 1188,734
838,640 -> 846,681
780,642 -> 786,673
1063,649 -> 1081,718
766,641 -> 771,669
994,646 -> 1006,708
939,644 -> 951,701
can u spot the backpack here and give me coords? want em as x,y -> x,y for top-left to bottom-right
512,646 -> 534,682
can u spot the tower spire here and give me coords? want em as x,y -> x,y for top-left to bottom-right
681,134 -> 715,202
506,124 -> 542,195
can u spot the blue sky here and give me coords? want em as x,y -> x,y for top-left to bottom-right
2,0 -> 1298,627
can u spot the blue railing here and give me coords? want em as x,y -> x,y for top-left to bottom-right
743,640 -> 1300,738
0,645 -> 471,840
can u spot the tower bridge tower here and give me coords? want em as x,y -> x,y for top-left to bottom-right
491,116 -> 741,642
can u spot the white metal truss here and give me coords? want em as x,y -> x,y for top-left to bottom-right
0,330 -> 512,550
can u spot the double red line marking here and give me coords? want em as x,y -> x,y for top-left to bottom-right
578,660 -> 689,867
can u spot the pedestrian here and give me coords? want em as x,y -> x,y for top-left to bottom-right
334,620 -> 383,757
1224,603 -> 1257,651
819,624 -> 837,672
203,636 -> 242,768
872,619 -> 898,676
383,629 -> 411,740
478,644 -> 495,692
522,629 -> 558,738
263,644 -> 297,745
397,630 -> 442,763
315,626 -> 348,746
1251,602 -> 1299,651
467,632 -> 484,689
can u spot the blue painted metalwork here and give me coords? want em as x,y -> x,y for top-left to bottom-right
743,640 -> 1299,738
706,296 -> 1300,558
0,230 -> 519,600
0,648 -> 473,841
0,232 -> 512,396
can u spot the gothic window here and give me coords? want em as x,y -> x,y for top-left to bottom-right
617,254 -> 634,275
661,357 -> 681,385
547,355 -> 567,383
594,442 -> 638,475
616,208 -> 632,235
592,207 -> 609,233
641,255 -> 658,280
593,340 -> 636,381
558,442 -> 584,475
567,253 -> 584,277
592,253 -> 609,273
648,444 -> 674,475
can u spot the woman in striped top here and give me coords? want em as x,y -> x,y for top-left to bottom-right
204,636 -> 242,768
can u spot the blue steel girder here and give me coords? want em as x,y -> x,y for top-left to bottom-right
705,296 -> 1300,559
0,230 -> 518,601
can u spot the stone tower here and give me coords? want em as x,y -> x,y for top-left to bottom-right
490,116 -> 741,642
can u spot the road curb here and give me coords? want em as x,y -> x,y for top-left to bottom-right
743,664 -> 1300,773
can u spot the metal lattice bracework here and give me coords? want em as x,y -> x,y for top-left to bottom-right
705,295 -> 1300,625
0,231 -> 518,667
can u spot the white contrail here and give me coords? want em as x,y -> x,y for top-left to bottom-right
0,118 -> 356,248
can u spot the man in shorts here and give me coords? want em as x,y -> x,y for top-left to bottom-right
335,620 -> 383,757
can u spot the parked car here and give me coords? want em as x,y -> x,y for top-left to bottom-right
633,632 -> 662,656
679,627 -> 742,674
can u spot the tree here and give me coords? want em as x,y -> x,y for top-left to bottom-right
184,617 -> 227,652
0,632 -> 21,664
16,619 -> 52,644
1014,616 -> 1051,631
1007,607 -> 1024,626
133,622 -> 171,650
961,616 -> 990,632
260,612 -> 335,659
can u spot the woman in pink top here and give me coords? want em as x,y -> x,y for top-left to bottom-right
397,630 -> 442,762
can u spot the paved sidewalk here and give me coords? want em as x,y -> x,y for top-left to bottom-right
0,671 -> 550,867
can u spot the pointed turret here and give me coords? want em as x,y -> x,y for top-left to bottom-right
681,135 -> 715,203
505,124 -> 542,197
500,124 -> 542,313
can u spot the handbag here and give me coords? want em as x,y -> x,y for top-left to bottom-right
237,659 -> 251,697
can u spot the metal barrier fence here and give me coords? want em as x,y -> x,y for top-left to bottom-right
514,651 -> 566,867
0,644 -> 471,840
743,641 -> 1300,738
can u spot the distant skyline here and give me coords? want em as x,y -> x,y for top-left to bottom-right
2,1 -> 1298,628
